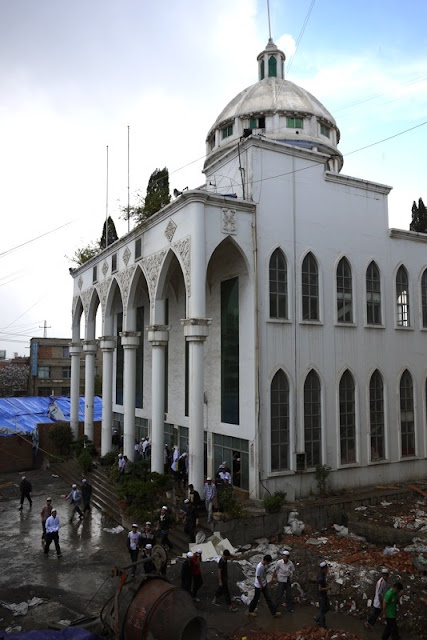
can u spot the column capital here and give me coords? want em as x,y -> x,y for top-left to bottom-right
181,317 -> 211,341
99,336 -> 117,351
147,325 -> 170,346
120,331 -> 140,349
69,342 -> 82,356
83,340 -> 98,354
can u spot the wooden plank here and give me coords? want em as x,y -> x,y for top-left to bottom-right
407,484 -> 427,497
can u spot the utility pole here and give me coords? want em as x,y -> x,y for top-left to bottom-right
39,320 -> 51,338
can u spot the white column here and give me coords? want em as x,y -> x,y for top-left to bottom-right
182,319 -> 211,495
69,343 -> 82,439
100,336 -> 116,456
83,340 -> 97,442
120,332 -> 140,461
147,325 -> 169,474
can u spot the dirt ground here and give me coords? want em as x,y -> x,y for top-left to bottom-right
1,469 -> 426,640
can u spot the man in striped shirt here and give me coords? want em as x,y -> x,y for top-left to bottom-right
203,477 -> 216,523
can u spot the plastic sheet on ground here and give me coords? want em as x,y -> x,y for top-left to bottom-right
0,629 -> 104,640
102,525 -> 124,534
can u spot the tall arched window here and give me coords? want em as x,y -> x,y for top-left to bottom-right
400,369 -> 415,456
396,265 -> 410,327
269,249 -> 287,319
271,370 -> 289,471
421,269 -> 427,328
366,261 -> 382,325
268,55 -> 277,77
304,370 -> 321,467
302,252 -> 319,321
337,257 -> 353,322
339,370 -> 356,464
369,370 -> 384,461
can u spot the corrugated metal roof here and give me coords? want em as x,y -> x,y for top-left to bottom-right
0,396 -> 102,435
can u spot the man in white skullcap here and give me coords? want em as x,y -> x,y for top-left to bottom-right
127,524 -> 142,576
273,549 -> 295,612
365,567 -> 390,630
65,483 -> 83,523
181,551 -> 193,593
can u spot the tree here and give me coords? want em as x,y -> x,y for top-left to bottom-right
123,168 -> 171,226
0,364 -> 29,397
410,198 -> 427,233
68,216 -> 119,266
100,216 -> 119,249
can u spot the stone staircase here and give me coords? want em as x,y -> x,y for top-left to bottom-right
50,459 -> 212,555
51,459 -> 122,524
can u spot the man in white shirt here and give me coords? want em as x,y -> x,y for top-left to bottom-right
273,549 -> 295,612
365,568 -> 390,630
248,554 -> 281,618
127,524 -> 142,576
44,508 -> 62,557
65,484 -> 83,523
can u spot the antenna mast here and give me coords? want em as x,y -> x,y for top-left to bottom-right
267,0 -> 272,39
39,320 -> 51,338
127,125 -> 130,233
105,145 -> 109,249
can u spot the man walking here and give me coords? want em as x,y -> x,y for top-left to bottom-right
18,476 -> 32,510
81,479 -> 92,513
157,505 -> 173,549
212,549 -> 237,612
44,508 -> 62,557
140,521 -> 156,547
248,554 -> 281,618
40,497 -> 52,546
191,549 -> 203,601
365,568 -> 390,631
181,552 -> 194,594
183,498 -> 198,543
314,561 -> 331,628
65,484 -> 83,523
127,523 -> 142,577
203,477 -> 216,524
382,581 -> 404,640
273,549 -> 295,612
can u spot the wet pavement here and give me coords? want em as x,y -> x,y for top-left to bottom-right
1,468 -> 423,639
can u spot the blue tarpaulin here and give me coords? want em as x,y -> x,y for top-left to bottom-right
0,628 -> 104,640
0,396 -> 103,436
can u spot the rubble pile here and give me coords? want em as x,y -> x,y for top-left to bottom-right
229,628 -> 363,640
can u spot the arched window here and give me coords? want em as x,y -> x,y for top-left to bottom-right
396,265 -> 410,326
337,257 -> 353,322
260,59 -> 265,80
304,370 -> 321,467
366,261 -> 381,325
339,370 -> 356,464
400,370 -> 415,456
269,249 -> 287,318
302,252 -> 319,321
421,269 -> 427,328
369,370 -> 384,461
268,55 -> 277,77
270,370 -> 289,471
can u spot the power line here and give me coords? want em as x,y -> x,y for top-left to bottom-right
0,220 -> 74,259
286,0 -> 316,74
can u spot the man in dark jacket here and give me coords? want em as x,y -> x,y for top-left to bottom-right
81,479 -> 92,513
19,476 -> 32,510
183,499 -> 198,543
181,552 -> 194,593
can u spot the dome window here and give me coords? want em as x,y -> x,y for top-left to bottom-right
287,116 -> 304,129
249,116 -> 265,129
221,124 -> 233,139
268,55 -> 277,78
260,59 -> 265,80
320,123 -> 330,138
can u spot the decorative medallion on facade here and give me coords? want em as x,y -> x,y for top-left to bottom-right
123,246 -> 131,266
78,276 -> 83,290
142,250 -> 166,306
102,261 -> 109,277
96,277 -> 112,317
117,265 -> 136,311
165,219 -> 177,242
173,236 -> 191,296
222,208 -> 237,235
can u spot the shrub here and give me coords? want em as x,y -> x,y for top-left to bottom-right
264,491 -> 286,513
78,449 -> 93,474
70,435 -> 97,458
315,464 -> 332,495
99,450 -> 117,466
219,490 -> 245,519
48,423 -> 73,455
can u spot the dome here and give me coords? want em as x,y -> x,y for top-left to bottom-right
204,39 -> 342,172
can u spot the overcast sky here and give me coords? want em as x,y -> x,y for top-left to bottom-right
1,0 -> 426,357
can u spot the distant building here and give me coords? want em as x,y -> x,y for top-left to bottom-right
28,338 -> 102,397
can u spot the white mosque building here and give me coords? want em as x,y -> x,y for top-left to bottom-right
70,39 -> 427,500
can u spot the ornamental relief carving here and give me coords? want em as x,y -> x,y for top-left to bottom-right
72,295 -> 81,320
123,246 -> 131,266
173,236 -> 191,296
96,277 -> 112,317
117,265 -> 136,312
142,250 -> 166,306
102,261 -> 109,276
222,208 -> 236,234
165,219 -> 177,242
80,287 -> 94,321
